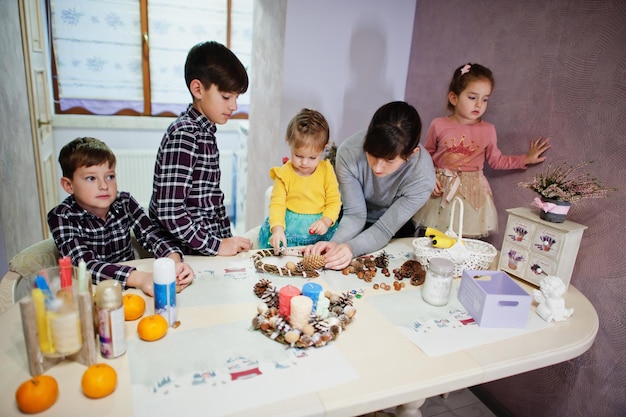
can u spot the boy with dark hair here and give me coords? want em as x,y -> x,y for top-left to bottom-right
48,137 -> 194,296
150,41 -> 252,256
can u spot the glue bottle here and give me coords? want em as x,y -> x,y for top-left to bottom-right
153,258 -> 177,326
95,280 -> 126,358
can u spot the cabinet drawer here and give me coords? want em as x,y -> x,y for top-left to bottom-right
530,226 -> 564,260
504,215 -> 535,249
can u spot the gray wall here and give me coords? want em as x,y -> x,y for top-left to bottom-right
406,1 -> 625,415
0,0 -> 45,277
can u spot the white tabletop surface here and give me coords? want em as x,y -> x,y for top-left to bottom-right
0,238 -> 598,417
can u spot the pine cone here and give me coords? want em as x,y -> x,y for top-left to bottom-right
253,279 -> 273,298
333,292 -> 354,309
374,251 -> 390,268
394,260 -> 426,285
310,316 -> 330,333
261,287 -> 279,309
301,254 -> 325,270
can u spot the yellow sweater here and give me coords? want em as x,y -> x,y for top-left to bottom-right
268,160 -> 342,229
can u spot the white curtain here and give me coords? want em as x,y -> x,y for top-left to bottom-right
50,0 -> 252,115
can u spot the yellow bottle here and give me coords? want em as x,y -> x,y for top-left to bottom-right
32,288 -> 55,354
431,234 -> 459,249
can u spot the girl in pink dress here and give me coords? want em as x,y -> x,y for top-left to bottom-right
414,63 -> 550,237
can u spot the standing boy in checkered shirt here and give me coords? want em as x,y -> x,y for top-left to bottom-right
48,137 -> 194,296
149,41 -> 252,256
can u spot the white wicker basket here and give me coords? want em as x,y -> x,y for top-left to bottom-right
413,197 -> 497,277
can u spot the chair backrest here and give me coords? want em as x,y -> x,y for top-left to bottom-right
5,235 -> 154,306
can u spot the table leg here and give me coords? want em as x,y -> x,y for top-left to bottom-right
395,398 -> 426,417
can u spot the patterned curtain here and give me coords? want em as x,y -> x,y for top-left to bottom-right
50,0 -> 252,116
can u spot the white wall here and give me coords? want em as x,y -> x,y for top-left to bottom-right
246,0 -> 417,229
279,0 -> 417,154
51,117 -> 246,201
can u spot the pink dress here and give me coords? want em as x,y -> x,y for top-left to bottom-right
413,117 -> 526,237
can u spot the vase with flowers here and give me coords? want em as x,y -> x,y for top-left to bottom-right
517,161 -> 615,223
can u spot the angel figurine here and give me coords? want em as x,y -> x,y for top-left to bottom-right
532,275 -> 574,322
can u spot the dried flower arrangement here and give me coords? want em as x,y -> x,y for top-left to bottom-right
507,250 -> 524,262
517,161 -> 615,203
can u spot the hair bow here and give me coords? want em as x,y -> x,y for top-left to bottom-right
460,64 -> 471,75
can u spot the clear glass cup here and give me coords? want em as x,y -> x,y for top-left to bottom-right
27,266 -> 84,357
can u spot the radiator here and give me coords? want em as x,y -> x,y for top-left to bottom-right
113,149 -> 237,215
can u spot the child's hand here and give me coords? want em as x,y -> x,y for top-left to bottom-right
432,178 -> 443,197
525,136 -> 551,165
127,270 -> 154,297
175,261 -> 194,290
269,228 -> 287,254
218,237 -> 253,256
308,219 -> 329,236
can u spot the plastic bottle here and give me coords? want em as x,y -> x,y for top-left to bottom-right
94,280 -> 127,358
153,258 -> 177,326
421,257 -> 455,306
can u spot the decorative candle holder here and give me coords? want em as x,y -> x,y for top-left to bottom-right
19,266 -> 97,376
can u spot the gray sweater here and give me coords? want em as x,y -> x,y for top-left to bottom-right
331,130 -> 435,256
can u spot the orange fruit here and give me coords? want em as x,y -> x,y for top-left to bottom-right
15,374 -> 59,414
123,293 -> 146,321
81,363 -> 117,399
137,314 -> 168,341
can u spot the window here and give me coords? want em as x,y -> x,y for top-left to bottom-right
47,0 -> 253,117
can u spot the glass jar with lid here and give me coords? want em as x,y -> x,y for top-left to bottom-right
421,257 -> 455,306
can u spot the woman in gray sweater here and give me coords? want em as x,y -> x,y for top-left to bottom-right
306,101 -> 435,270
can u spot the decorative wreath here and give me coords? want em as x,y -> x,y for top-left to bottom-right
251,248 -> 325,278
251,278 -> 356,348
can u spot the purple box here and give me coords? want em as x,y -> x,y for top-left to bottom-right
457,270 -> 531,328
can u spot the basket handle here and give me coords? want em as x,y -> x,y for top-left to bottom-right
445,197 -> 464,242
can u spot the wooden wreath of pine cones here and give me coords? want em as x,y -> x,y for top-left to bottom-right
252,248 -> 326,278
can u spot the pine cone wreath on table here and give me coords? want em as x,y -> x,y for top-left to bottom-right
393,260 -> 426,286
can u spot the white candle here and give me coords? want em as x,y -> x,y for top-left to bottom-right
289,296 -> 312,330
316,294 -> 330,319
49,310 -> 82,355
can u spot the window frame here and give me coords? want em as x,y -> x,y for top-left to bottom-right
46,0 -> 249,119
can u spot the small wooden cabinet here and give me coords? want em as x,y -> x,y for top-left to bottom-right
499,207 -> 587,288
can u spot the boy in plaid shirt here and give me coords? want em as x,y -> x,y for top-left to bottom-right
48,137 -> 194,296
149,41 -> 252,256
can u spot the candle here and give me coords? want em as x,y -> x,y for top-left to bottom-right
301,282 -> 322,312
59,257 -> 73,289
77,259 -> 88,294
316,294 -> 330,319
49,309 -> 82,355
278,285 -> 301,317
289,296 -> 312,330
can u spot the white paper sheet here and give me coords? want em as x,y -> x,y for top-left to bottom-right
366,283 -> 552,356
128,320 -> 358,417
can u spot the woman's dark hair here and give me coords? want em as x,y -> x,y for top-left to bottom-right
185,41 -> 249,95
363,101 -> 422,160
447,63 -> 494,113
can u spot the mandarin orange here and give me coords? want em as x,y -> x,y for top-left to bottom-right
81,363 -> 117,399
15,374 -> 59,414
122,293 -> 146,321
137,314 -> 168,341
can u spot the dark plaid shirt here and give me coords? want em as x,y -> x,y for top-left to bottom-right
149,104 -> 232,256
48,192 -> 182,287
